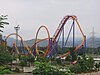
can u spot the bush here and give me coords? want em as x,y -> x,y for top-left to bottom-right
0,66 -> 12,74
70,55 -> 94,73
0,45 -> 13,66
19,61 -> 26,67
70,64 -> 82,73
1,69 -> 12,74
32,55 -> 76,75
32,61 -> 76,75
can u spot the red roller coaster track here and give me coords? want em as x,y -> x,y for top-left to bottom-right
50,15 -> 86,58
33,15 -> 86,58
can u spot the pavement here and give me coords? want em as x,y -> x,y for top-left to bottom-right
78,71 -> 100,75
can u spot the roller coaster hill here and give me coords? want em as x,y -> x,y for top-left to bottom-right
5,15 -> 86,61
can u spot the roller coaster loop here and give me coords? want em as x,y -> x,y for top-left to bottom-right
34,25 -> 51,57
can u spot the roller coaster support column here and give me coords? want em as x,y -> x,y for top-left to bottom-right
55,41 -> 59,55
65,24 -> 73,46
49,38 -> 53,57
62,27 -> 64,54
84,35 -> 87,54
73,20 -> 75,47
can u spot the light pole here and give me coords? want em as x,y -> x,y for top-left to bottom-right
14,25 -> 20,47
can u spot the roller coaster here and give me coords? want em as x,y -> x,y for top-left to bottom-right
5,15 -> 86,59
5,33 -> 35,57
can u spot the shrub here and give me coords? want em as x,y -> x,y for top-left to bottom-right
70,55 -> 94,73
1,69 -> 12,74
32,61 -> 76,75
0,45 -> 13,66
0,66 -> 12,74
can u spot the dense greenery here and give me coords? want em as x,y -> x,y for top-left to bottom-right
32,55 -> 76,75
32,61 -> 75,75
70,55 -> 94,73
31,47 -> 97,75
0,45 -> 13,66
19,54 -> 35,66
86,47 -> 100,55
0,66 -> 12,75
0,41 -> 98,75
70,47 -> 77,62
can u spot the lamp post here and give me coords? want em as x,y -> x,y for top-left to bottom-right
14,25 -> 20,47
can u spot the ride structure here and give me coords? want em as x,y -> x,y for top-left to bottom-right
5,33 -> 35,57
33,15 -> 86,58
5,15 -> 86,59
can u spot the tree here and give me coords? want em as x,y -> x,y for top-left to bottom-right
0,44 -> 12,66
27,54 -> 35,66
70,55 -> 94,73
32,61 -> 76,75
70,47 -> 77,62
0,66 -> 12,74
0,15 -> 9,32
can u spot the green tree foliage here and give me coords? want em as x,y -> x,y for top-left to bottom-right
0,15 -> 9,32
0,66 -> 12,75
0,45 -> 13,66
19,54 -> 35,66
70,47 -> 77,62
32,55 -> 76,75
36,54 -> 50,62
32,61 -> 76,75
27,54 -> 35,66
70,55 -> 94,73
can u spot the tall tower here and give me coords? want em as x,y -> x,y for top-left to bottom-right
90,27 -> 95,54
14,25 -> 20,47
92,27 -> 95,49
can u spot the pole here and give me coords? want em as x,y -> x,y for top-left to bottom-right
92,27 -> 94,54
84,35 -> 86,54
73,20 -> 75,48
14,25 -> 20,47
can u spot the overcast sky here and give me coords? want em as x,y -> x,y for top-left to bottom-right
0,0 -> 100,40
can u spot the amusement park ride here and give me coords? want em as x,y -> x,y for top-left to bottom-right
5,15 -> 86,59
